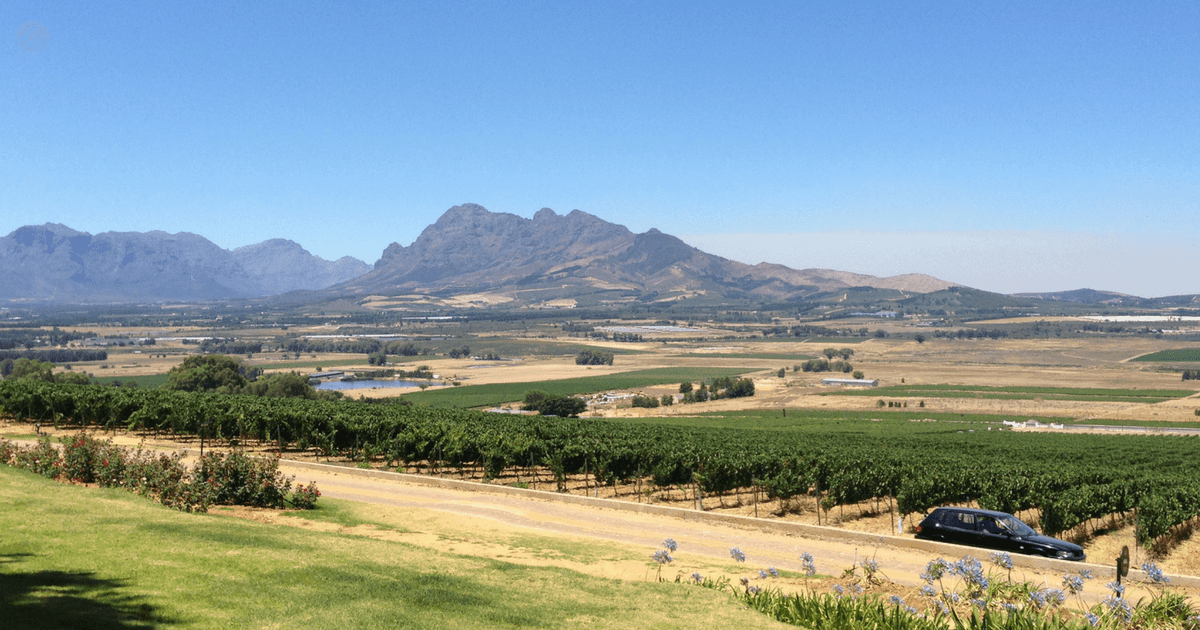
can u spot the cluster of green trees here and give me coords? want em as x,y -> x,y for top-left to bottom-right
822,347 -> 855,360
631,394 -> 674,408
0,358 -> 91,384
521,390 -> 587,417
446,345 -> 471,359
1182,370 -> 1200,381
165,355 -> 338,400
677,377 -> 755,403
575,349 -> 614,365
798,359 -> 853,373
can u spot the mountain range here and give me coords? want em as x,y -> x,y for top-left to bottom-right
340,204 -> 955,307
0,204 -> 955,305
0,224 -> 369,302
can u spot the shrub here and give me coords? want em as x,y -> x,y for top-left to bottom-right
575,349 -> 614,365
14,437 -> 60,479
60,433 -> 106,483
291,481 -> 321,510
631,395 -> 660,408
192,451 -> 293,509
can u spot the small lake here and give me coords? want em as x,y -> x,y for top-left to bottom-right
314,379 -> 432,391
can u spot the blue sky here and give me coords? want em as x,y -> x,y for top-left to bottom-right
3,1 -> 1196,296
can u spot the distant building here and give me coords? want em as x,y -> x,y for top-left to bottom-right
822,378 -> 879,387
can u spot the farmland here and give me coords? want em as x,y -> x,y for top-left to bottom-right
1134,349 -> 1200,362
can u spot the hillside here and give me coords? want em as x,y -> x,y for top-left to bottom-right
335,203 -> 957,305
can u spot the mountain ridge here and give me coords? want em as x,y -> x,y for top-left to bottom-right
335,203 -> 958,305
0,224 -> 369,302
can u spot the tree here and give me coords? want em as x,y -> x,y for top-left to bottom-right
777,368 -> 786,378
839,348 -> 855,360
522,390 -> 587,417
575,349 -> 614,366
914,333 -> 926,344
679,381 -> 693,393
822,348 -> 838,360
7,358 -> 55,382
165,355 -> 257,393
660,394 -> 674,407
852,370 -> 865,380
0,358 -> 13,378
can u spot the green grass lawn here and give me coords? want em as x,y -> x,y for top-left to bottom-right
1132,348 -> 1200,362
402,367 -> 757,408
0,466 -> 783,629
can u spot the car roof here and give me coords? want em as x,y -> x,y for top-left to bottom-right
930,507 -> 1012,518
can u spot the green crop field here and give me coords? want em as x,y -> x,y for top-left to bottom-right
402,366 -> 756,408
1132,348 -> 1200,362
818,383 -> 1195,403
0,467 -> 777,630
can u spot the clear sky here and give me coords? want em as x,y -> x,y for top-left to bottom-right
3,1 -> 1197,297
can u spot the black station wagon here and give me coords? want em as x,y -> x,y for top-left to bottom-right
915,507 -> 1086,561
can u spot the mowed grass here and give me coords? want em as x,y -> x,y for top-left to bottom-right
402,367 -> 756,408
817,383 -> 1195,403
1132,348 -> 1200,362
0,466 -> 781,630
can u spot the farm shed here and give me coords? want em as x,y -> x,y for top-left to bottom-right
822,378 -> 879,387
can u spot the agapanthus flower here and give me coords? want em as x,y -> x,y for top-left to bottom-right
652,550 -> 673,564
662,538 -> 678,552
1106,581 -> 1125,597
1085,612 -> 1100,627
1043,589 -> 1065,606
1027,590 -> 1046,609
860,558 -> 878,574
832,584 -> 844,596
890,595 -> 905,606
758,569 -> 768,579
1142,562 -> 1169,584
920,585 -> 936,598
801,552 -> 816,577
921,558 -> 952,583
989,551 -> 1013,571
729,547 -> 746,563
1003,603 -> 1019,613
747,585 -> 761,595
767,567 -> 779,578
1063,574 -> 1085,594
691,572 -> 703,583
905,606 -> 919,616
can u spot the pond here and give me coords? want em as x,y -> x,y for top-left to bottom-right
314,379 -> 433,391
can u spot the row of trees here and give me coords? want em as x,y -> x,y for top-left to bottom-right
1183,370 -> 1200,381
0,348 -> 108,363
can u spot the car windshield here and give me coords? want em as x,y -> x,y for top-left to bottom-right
999,515 -> 1036,537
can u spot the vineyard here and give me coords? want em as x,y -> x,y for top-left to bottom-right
2,379 -> 1200,548
819,384 -> 1196,404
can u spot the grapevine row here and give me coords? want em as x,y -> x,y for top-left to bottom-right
2,380 -> 1198,545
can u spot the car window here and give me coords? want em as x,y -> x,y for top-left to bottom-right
949,511 -> 975,527
978,516 -> 1002,534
